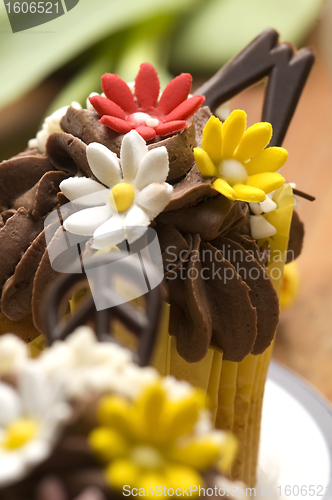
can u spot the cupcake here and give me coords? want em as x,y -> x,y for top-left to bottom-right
0,261 -> 240,499
0,28 -> 313,487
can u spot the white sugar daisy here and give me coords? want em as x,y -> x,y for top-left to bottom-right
0,364 -> 70,487
60,130 -> 173,249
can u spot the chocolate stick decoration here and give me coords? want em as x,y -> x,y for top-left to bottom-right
194,28 -> 314,147
292,188 -> 315,201
43,254 -> 162,366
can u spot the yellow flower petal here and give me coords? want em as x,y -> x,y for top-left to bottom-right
246,172 -> 285,194
171,438 -> 220,471
106,459 -> 140,490
202,116 -> 223,165
218,432 -> 239,474
212,178 -> 236,200
221,109 -> 247,158
234,122 -> 272,162
246,147 -> 288,175
165,464 -> 204,497
133,384 -> 166,441
232,184 -> 266,202
137,471 -> 169,495
98,395 -> 131,435
194,147 -> 218,178
162,395 -> 202,441
88,427 -> 129,462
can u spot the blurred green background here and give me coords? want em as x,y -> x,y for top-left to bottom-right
0,0 -> 326,161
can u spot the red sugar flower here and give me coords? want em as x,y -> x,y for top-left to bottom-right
89,63 -> 205,141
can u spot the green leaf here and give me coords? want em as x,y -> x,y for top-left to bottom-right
45,13 -> 175,116
0,0 -> 195,110
170,0 -> 325,73
47,53 -> 114,114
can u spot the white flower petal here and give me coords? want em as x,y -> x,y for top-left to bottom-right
124,205 -> 150,244
0,334 -> 28,375
86,143 -> 121,188
59,178 -> 109,206
86,92 -> 99,111
0,453 -> 25,486
0,383 -> 21,426
121,130 -> 148,183
64,205 -> 112,236
135,182 -> 173,219
18,364 -> 51,419
22,439 -> 50,467
259,196 -> 277,213
250,196 -> 277,215
250,215 -> 277,240
92,215 -> 126,248
134,146 -> 169,190
249,202 -> 263,215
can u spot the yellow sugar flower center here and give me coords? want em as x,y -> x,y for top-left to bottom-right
3,418 -> 38,450
218,159 -> 248,186
130,445 -> 164,469
109,182 -> 135,212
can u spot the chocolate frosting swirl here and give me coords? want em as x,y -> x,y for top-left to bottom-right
156,199 -> 279,362
0,208 -> 44,293
0,152 -> 53,207
60,106 -> 198,183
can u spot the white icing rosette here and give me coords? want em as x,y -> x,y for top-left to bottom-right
28,101 -> 82,154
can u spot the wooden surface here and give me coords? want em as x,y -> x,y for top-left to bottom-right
232,28 -> 332,402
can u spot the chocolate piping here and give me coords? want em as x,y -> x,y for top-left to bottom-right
292,188 -> 315,201
194,28 -> 314,146
0,154 -> 53,207
212,236 -> 279,354
0,208 -> 44,293
1,230 -> 47,321
43,254 -> 162,367
47,133 -> 92,177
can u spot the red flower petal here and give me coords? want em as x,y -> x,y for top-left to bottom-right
164,95 -> 205,122
135,63 -> 160,110
101,74 -> 137,113
157,73 -> 192,115
135,125 -> 157,142
89,95 -> 127,120
155,120 -> 187,137
99,116 -> 133,134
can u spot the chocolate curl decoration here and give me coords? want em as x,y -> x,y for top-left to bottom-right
43,254 -> 162,366
195,28 -> 315,147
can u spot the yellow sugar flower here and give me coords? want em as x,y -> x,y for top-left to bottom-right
194,111 -> 287,203
280,261 -> 300,309
89,383 -> 236,496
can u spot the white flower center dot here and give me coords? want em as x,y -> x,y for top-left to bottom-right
129,112 -> 151,126
219,159 -> 248,185
145,117 -> 159,128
